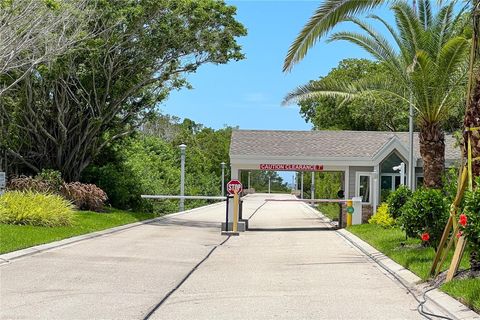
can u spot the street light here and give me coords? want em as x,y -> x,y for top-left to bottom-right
179,144 -> 186,212
248,171 -> 251,190
221,162 -> 226,196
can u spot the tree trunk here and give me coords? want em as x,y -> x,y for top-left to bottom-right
419,122 -> 445,189
463,0 -> 480,270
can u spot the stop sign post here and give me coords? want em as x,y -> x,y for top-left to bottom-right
226,179 -> 243,195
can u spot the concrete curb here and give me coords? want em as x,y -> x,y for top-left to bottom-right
302,203 -> 480,320
0,201 -> 225,264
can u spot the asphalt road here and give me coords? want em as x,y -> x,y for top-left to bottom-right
1,193 -> 430,319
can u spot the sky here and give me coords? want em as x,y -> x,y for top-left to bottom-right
159,0 -> 392,183
159,0 -> 393,131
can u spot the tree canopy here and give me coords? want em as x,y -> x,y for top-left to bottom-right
1,0 -> 246,181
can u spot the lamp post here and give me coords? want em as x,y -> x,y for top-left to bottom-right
268,176 -> 271,194
248,171 -> 251,190
221,162 -> 226,196
179,144 -> 186,212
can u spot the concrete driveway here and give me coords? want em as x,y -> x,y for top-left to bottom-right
1,194 -> 435,319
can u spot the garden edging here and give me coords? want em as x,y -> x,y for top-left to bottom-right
0,201 -> 225,264
304,202 -> 480,320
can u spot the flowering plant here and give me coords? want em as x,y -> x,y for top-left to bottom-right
421,232 -> 430,242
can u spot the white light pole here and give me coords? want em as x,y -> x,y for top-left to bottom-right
221,162 -> 226,196
248,171 -> 251,189
268,176 -> 271,194
179,144 -> 186,212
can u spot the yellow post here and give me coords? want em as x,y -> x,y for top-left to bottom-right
346,199 -> 353,227
233,191 -> 239,232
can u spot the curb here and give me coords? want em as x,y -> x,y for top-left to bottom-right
0,201 -> 225,264
302,203 -> 480,320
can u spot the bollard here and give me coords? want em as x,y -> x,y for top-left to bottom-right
346,199 -> 353,227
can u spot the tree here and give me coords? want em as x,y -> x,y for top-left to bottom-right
298,59 -> 410,131
284,0 -> 469,188
0,0 -> 91,96
1,0 -> 246,181
82,113 -> 235,212
282,0 -> 480,273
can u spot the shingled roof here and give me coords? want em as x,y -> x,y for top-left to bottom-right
230,130 -> 459,161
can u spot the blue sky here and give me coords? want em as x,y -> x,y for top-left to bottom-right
159,1 -> 393,130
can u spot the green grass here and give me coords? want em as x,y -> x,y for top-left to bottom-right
0,208 -> 156,254
318,203 -> 340,221
348,224 -> 479,313
442,279 -> 480,312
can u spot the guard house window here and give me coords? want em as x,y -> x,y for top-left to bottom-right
358,175 -> 371,203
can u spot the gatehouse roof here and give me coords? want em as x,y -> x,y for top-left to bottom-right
230,130 -> 459,163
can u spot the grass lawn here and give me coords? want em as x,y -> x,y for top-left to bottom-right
0,208 -> 156,254
317,203 -> 340,221
348,224 -> 479,313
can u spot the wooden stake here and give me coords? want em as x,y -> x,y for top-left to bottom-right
446,236 -> 467,282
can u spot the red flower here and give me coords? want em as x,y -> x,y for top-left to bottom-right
456,231 -> 463,239
421,232 -> 430,242
459,214 -> 467,227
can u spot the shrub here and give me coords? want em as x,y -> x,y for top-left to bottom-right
7,176 -> 53,193
35,169 -> 63,192
0,191 -> 74,226
387,185 -> 412,219
61,182 -> 108,212
7,171 -> 107,212
369,203 -> 395,228
461,180 -> 480,268
398,188 -> 449,249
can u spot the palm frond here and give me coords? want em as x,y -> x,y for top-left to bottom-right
282,79 -> 356,106
418,0 -> 432,29
283,0 -> 387,72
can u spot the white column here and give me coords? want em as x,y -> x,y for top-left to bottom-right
179,144 -> 186,212
344,167 -> 350,199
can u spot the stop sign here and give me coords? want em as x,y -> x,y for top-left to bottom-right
226,179 -> 243,194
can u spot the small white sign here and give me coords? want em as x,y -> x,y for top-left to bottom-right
0,172 -> 5,187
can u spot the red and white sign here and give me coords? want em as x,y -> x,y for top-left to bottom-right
259,164 -> 324,171
226,179 -> 243,194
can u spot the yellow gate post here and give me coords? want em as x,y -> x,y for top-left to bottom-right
346,199 -> 353,227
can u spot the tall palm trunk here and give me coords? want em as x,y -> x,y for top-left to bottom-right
463,0 -> 480,272
420,122 -> 445,188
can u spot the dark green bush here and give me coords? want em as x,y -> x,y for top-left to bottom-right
386,185 -> 412,219
82,136 -> 222,213
461,178 -> 480,264
397,188 -> 449,248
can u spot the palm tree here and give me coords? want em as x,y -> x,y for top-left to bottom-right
283,0 -> 480,272
284,0 -> 469,188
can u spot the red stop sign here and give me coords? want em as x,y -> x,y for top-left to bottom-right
226,179 -> 243,194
